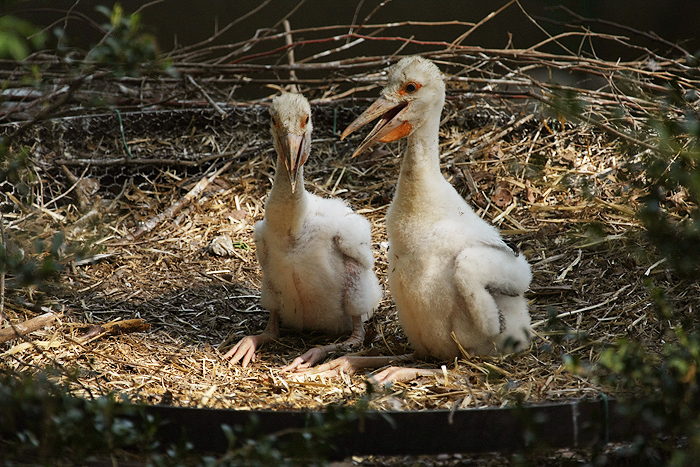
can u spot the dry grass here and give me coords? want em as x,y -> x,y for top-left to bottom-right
2,92 -> 696,413
1,2 -> 699,417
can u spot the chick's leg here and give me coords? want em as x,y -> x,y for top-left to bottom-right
299,354 -> 413,378
222,308 -> 280,368
369,366 -> 443,385
300,351 -> 442,385
281,315 -> 365,372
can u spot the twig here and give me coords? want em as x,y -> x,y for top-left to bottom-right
54,146 -> 260,168
450,0 -> 517,48
531,295 -> 619,328
0,312 -> 58,344
283,20 -> 299,93
550,5 -> 692,58
167,0 -> 272,58
186,75 -> 227,117
119,144 -> 245,242
0,213 -> 5,324
80,318 -> 151,345
6,75 -> 87,145
60,164 -> 91,211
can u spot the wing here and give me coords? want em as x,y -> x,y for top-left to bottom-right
453,243 -> 531,338
309,195 -> 375,270
478,236 -> 519,256
453,247 -> 503,337
332,211 -> 375,270
253,219 -> 283,311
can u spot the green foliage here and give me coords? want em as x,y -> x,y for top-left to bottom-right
86,3 -> 169,77
546,68 -> 700,465
552,282 -> 700,466
636,83 -> 700,278
0,370 -> 159,463
0,15 -> 46,60
0,368 -> 366,465
594,295 -> 700,466
0,232 -> 65,288
0,140 -> 35,203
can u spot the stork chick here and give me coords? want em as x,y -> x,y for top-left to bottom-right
222,93 -> 382,371
307,56 -> 532,383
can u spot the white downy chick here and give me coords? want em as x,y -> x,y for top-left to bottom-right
308,56 -> 532,383
223,93 -> 382,371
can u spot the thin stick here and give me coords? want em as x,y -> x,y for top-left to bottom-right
54,147 -> 259,168
186,75 -> 227,117
81,318 -> 151,345
0,312 -> 57,344
119,145 -> 245,242
531,296 -> 618,328
450,0 -> 516,48
0,213 -> 5,324
283,20 -> 299,93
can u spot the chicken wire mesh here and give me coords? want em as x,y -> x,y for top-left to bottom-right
0,103 -> 391,216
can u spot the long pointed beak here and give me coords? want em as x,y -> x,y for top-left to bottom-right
341,97 -> 411,158
278,133 -> 305,193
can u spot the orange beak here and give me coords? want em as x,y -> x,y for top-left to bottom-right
341,97 -> 412,158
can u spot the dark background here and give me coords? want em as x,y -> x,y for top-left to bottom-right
5,0 -> 700,61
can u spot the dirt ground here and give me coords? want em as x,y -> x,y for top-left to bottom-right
1,94 -> 696,416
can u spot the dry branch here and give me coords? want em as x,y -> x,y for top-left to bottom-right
119,157 -> 236,243
81,318 -> 151,344
0,312 -> 57,344
186,75 -> 227,117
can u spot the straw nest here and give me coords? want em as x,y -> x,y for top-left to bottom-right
1,3 -> 699,415
2,95 -> 695,413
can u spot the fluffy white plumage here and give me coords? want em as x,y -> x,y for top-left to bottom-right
223,93 -> 382,370
309,56 -> 532,382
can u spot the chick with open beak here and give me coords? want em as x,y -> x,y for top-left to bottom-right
342,72 -> 435,158
301,56 -> 531,384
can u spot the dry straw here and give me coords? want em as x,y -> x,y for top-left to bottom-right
1,1 -> 698,412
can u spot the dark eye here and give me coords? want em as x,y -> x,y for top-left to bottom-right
405,83 -> 418,93
302,115 -> 309,126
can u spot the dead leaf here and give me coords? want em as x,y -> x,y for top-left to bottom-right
472,171 -> 495,183
492,181 -> 513,208
559,146 -> 577,165
81,324 -> 106,340
210,234 -> 236,257
525,183 -> 537,204
486,144 -> 505,160
224,209 -> 248,222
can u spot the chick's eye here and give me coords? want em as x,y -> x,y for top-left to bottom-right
272,117 -> 280,128
405,82 -> 419,93
302,115 -> 309,126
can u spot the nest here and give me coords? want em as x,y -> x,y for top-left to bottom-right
1,2 -> 699,415
1,99 -> 693,412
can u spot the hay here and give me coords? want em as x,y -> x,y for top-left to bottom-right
1,99 -> 690,411
1,1 -> 699,414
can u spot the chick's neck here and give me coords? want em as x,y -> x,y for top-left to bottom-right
266,156 -> 308,234
393,114 -> 447,214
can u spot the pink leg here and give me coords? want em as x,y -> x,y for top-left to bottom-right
281,315 -> 366,372
295,351 -> 445,385
296,353 -> 413,377
369,367 -> 444,384
222,309 -> 279,368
